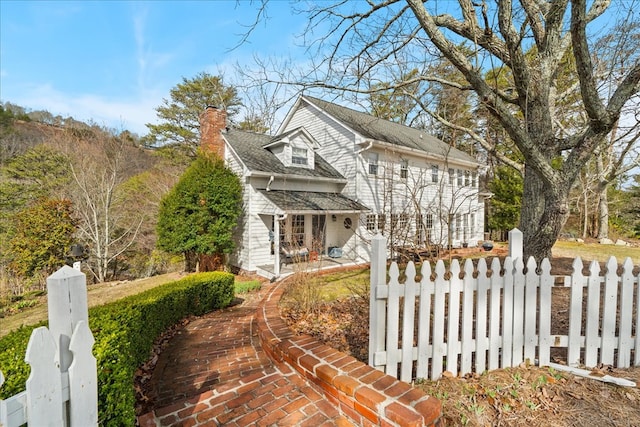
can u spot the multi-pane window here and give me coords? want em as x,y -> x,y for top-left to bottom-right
292,147 -> 308,165
455,214 -> 462,240
400,160 -> 408,179
399,213 -> 409,230
457,169 -> 463,186
425,213 -> 434,243
431,165 -> 439,183
366,214 -> 376,231
472,172 -> 477,187
464,170 -> 470,186
449,168 -> 455,185
369,153 -> 379,175
291,215 -> 305,246
463,213 -> 469,242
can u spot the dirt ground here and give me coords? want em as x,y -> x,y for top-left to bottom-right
280,254 -> 640,426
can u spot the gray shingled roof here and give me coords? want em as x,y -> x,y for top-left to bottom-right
259,190 -> 369,213
224,129 -> 345,180
303,96 -> 478,164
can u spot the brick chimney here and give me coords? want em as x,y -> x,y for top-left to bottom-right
199,106 -> 227,157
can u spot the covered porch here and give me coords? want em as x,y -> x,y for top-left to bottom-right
258,190 -> 369,279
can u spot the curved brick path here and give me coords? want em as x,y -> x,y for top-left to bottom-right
137,284 -> 351,426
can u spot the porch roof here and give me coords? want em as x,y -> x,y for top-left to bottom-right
259,190 -> 370,214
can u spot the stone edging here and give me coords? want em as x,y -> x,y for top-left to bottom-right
256,281 -> 442,427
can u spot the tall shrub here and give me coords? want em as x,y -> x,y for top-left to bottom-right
156,153 -> 242,271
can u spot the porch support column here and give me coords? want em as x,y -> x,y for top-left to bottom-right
274,215 -> 281,278
325,213 -> 330,255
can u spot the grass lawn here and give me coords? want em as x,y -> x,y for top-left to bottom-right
552,240 -> 640,264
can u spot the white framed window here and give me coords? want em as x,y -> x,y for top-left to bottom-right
377,214 -> 386,232
463,213 -> 469,242
416,214 -> 423,242
292,147 -> 308,165
472,172 -> 477,187
424,213 -> 434,243
457,169 -> 463,186
400,159 -> 408,179
449,168 -> 455,185
399,213 -> 409,229
366,214 -> 376,231
431,165 -> 439,183
291,214 -> 305,246
368,153 -> 379,175
465,170 -> 470,186
455,214 -> 462,240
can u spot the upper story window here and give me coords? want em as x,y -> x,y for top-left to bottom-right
431,165 -> 439,183
292,147 -> 308,165
457,169 -> 463,186
400,160 -> 408,179
449,168 -> 455,185
472,172 -> 477,187
464,170 -> 471,186
369,153 -> 379,175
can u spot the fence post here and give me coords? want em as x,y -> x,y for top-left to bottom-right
47,265 -> 89,373
47,265 -> 92,425
508,228 -> 523,262
369,233 -> 387,368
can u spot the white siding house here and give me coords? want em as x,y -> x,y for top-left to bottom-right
203,96 -> 486,278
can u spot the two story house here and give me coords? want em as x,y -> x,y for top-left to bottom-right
202,96 -> 485,278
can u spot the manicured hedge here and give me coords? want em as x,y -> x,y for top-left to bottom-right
0,271 -> 235,426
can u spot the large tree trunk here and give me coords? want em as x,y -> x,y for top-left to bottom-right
520,165 -> 571,262
184,251 -> 198,272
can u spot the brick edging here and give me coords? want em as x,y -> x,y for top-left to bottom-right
256,281 -> 442,426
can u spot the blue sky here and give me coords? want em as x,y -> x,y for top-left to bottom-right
0,1 -> 304,135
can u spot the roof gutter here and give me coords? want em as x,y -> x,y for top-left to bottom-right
370,139 -> 481,169
247,170 -> 347,184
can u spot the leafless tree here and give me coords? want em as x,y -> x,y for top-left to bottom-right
244,0 -> 640,261
57,128 -> 153,282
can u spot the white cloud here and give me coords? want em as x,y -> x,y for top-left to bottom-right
13,83 -> 162,135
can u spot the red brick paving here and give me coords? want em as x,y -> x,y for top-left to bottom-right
138,284 -> 348,426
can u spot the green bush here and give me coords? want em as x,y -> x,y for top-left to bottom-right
0,271 -> 234,426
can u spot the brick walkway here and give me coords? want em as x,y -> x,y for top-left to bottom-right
137,284 -> 351,426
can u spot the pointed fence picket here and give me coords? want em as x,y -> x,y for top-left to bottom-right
0,266 -> 97,427
369,229 -> 640,383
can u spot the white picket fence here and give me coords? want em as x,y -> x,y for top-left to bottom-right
0,265 -> 97,426
368,229 -> 640,383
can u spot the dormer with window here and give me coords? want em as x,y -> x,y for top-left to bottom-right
263,127 -> 316,169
